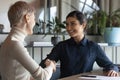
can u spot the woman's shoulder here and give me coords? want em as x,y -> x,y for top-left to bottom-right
57,38 -> 71,45
87,39 -> 100,47
9,40 -> 24,50
53,39 -> 71,48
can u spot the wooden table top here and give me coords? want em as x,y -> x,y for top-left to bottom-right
58,69 -> 120,80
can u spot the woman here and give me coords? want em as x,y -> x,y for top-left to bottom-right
40,10 -> 119,78
0,1 -> 55,80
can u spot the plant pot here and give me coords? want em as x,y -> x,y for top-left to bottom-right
0,24 -> 4,33
104,27 -> 120,46
51,36 -> 61,46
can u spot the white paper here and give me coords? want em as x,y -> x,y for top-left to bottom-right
98,43 -> 108,46
79,77 -> 100,80
32,42 -> 53,46
97,75 -> 120,80
78,75 -> 120,80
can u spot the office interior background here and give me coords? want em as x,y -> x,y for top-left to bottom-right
0,0 -> 120,70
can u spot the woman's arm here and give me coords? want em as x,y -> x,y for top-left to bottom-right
95,45 -> 119,76
11,41 -> 55,80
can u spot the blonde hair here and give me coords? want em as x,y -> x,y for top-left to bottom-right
8,1 -> 34,27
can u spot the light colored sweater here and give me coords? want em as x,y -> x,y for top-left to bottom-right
0,27 -> 53,80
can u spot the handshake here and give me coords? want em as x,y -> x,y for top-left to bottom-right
45,59 -> 56,72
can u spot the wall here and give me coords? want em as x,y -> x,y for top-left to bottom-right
100,0 -> 120,13
0,0 -> 41,32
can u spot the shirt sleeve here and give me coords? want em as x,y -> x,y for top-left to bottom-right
46,44 -> 61,62
40,44 -> 60,68
10,41 -> 53,80
95,45 -> 119,72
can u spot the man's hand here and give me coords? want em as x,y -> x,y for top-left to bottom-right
104,70 -> 119,77
45,59 -> 56,72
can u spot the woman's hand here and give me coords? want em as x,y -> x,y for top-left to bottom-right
45,59 -> 56,72
30,76 -> 34,80
104,70 -> 119,77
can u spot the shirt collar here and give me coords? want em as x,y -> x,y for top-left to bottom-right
69,36 -> 88,46
10,27 -> 27,42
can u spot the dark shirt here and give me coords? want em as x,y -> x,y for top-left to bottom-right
43,37 -> 119,78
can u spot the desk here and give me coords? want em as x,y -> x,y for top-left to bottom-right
58,70 -> 120,80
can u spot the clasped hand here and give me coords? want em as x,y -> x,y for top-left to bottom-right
45,59 -> 56,72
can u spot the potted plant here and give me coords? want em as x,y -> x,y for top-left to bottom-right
46,16 -> 66,46
0,24 -> 4,33
33,20 -> 44,34
87,8 -> 120,45
104,8 -> 120,46
86,10 -> 107,35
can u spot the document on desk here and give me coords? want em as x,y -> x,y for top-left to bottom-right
32,42 -> 53,46
79,75 -> 120,80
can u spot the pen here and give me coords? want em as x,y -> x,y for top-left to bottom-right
81,75 -> 96,78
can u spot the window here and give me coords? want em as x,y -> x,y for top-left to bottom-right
36,0 -> 99,34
